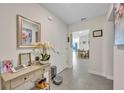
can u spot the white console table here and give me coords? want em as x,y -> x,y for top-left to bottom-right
0,63 -> 51,90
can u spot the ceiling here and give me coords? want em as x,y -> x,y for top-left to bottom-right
41,3 -> 110,25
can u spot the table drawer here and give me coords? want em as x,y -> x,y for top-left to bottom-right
27,73 -> 34,81
34,70 -> 42,80
42,67 -> 50,73
11,76 -> 25,89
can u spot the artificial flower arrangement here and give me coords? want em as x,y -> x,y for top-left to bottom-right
32,41 -> 58,63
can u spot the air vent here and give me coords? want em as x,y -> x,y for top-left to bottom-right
81,17 -> 86,21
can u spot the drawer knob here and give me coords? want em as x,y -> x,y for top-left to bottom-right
24,77 -> 27,80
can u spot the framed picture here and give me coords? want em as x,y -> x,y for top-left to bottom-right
93,30 -> 102,37
70,34 -> 73,47
19,53 -> 31,66
17,15 -> 41,48
67,36 -> 70,43
0,60 -> 14,73
114,3 -> 124,45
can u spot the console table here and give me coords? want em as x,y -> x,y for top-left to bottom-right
0,63 -> 51,90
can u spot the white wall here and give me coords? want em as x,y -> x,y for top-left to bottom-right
0,77 -> 1,90
102,21 -> 114,80
0,4 -> 68,74
114,46 -> 124,89
113,5 -> 124,90
105,3 -> 124,89
102,4 -> 114,80
69,13 -> 114,80
69,16 -> 105,75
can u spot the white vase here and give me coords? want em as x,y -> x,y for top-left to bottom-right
40,61 -> 49,65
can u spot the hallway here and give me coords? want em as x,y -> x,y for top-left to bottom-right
51,52 -> 113,90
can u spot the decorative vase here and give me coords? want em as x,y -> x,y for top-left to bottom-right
35,56 -> 40,61
40,60 -> 49,65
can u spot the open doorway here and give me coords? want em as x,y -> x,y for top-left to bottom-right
71,29 -> 90,64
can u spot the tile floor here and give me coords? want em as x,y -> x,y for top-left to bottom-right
51,52 -> 113,90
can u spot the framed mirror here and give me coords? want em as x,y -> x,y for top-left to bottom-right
17,15 -> 41,48
19,53 -> 31,66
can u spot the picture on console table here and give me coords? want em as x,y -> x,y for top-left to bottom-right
0,60 -> 14,73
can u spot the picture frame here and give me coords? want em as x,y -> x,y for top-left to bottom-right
67,36 -> 70,43
93,30 -> 102,37
70,34 -> 72,47
114,3 -> 124,45
19,53 -> 31,66
17,15 -> 41,48
0,60 -> 14,73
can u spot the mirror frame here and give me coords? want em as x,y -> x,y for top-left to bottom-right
17,15 -> 41,48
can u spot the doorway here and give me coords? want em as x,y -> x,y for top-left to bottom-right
71,29 -> 90,63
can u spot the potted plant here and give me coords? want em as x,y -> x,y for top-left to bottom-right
32,41 -> 59,64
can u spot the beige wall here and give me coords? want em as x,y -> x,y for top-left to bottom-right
0,4 -> 68,73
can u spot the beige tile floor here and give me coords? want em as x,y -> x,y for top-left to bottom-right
51,52 -> 113,90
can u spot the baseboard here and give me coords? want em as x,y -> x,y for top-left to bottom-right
106,75 -> 113,80
88,70 -> 104,77
88,70 -> 113,80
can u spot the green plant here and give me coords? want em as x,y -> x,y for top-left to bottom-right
32,41 -> 59,61
40,53 -> 50,61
